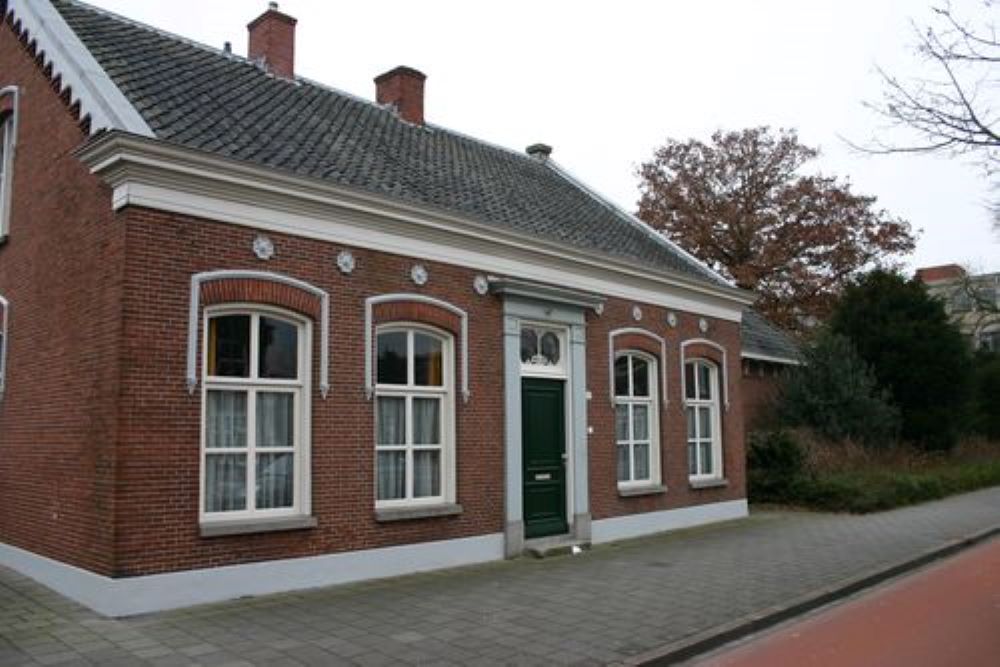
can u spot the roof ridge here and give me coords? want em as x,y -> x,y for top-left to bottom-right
542,158 -> 733,286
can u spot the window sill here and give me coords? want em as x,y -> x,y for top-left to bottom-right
200,515 -> 317,538
375,503 -> 463,523
618,484 -> 667,498
689,478 -> 729,490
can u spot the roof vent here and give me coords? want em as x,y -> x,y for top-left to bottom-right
526,143 -> 552,159
247,3 -> 297,79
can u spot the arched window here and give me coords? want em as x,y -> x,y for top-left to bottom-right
615,352 -> 660,488
375,325 -> 455,506
201,307 -> 311,522
0,86 -> 18,239
685,359 -> 722,480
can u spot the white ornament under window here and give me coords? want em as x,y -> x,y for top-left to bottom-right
632,306 -> 643,322
410,264 -> 429,286
336,250 -> 355,275
252,235 -> 275,260
699,318 -> 709,333
666,312 -> 678,328
473,275 -> 489,296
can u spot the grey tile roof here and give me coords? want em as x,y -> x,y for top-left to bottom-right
741,310 -> 800,363
51,0 -> 729,287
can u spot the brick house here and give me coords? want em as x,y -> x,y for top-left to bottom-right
0,1 -> 760,616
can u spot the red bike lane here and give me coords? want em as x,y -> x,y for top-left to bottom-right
696,536 -> 1000,667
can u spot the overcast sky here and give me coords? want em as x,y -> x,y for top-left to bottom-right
86,0 -> 999,274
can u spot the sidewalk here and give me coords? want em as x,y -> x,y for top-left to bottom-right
2,486 -> 999,666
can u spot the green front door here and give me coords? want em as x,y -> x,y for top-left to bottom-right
522,378 -> 568,538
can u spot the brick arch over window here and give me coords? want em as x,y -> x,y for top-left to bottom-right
680,338 -> 729,410
364,294 -> 469,402
608,327 -> 668,406
187,270 -> 330,397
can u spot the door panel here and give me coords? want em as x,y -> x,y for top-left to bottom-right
522,378 -> 568,538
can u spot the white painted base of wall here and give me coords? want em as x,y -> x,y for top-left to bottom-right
591,499 -> 748,544
0,499 -> 747,617
0,533 -> 504,617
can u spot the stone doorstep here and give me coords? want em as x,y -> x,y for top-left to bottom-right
523,535 -> 592,559
616,522 -> 1000,666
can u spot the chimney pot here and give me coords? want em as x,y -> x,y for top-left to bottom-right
526,143 -> 552,159
247,4 -> 297,79
375,66 -> 427,125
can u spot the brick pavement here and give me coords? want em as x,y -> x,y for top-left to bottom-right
2,486 -> 999,666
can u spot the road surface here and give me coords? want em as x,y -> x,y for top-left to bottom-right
696,536 -> 1000,667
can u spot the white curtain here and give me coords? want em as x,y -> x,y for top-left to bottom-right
257,393 -> 293,447
256,453 -> 293,509
413,398 -> 440,444
377,451 -> 405,500
206,454 -> 246,512
207,391 -> 246,448
413,450 -> 441,497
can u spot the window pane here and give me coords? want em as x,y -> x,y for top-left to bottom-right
259,317 -> 298,379
257,393 -> 293,448
520,328 -> 538,363
615,404 -> 629,441
688,441 -> 697,476
205,453 -> 246,512
377,332 -> 408,385
376,397 -> 406,445
699,363 -> 712,400
413,449 -> 441,497
699,407 -> 711,439
632,357 -> 649,397
617,443 -> 630,482
414,333 -> 443,386
685,362 -> 696,400
633,443 -> 650,481
413,397 -> 440,444
206,391 -> 247,449
633,405 -> 649,440
700,441 -> 713,475
376,451 -> 405,500
540,332 -> 561,365
208,315 -> 250,377
256,453 -> 293,509
614,356 -> 629,397
686,406 -> 696,440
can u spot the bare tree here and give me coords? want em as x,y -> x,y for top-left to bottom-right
861,2 -> 1000,229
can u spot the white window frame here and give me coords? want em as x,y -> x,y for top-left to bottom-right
0,86 -> 17,241
614,351 -> 661,489
685,359 -> 723,481
0,294 -> 8,397
199,304 -> 312,524
374,323 -> 456,509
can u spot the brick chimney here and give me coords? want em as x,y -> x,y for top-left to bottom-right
375,66 -> 427,125
247,2 -> 296,79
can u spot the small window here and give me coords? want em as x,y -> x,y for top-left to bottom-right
520,324 -> 566,376
615,353 -> 660,488
0,108 -> 13,239
685,359 -> 722,480
375,327 -> 454,506
202,310 -> 309,521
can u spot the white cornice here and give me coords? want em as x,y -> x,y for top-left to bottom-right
741,351 -> 801,365
7,0 -> 152,136
77,132 -> 755,321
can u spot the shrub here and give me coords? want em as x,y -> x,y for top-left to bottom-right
829,270 -> 973,450
747,430 -> 807,503
777,330 -> 899,446
971,351 -> 1000,440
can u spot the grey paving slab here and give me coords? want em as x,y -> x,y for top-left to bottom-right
2,486 -> 1000,666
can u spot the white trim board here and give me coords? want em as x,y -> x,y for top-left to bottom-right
591,499 -> 748,544
0,533 -> 504,617
7,0 -> 153,136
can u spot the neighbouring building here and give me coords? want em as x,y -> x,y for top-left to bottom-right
916,264 -> 1000,353
740,310 -> 800,429
0,0 -> 760,616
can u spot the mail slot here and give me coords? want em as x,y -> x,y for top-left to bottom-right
535,473 -> 552,481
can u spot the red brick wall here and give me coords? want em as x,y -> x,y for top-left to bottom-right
742,359 -> 787,431
587,303 -> 746,521
0,18 -> 122,575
